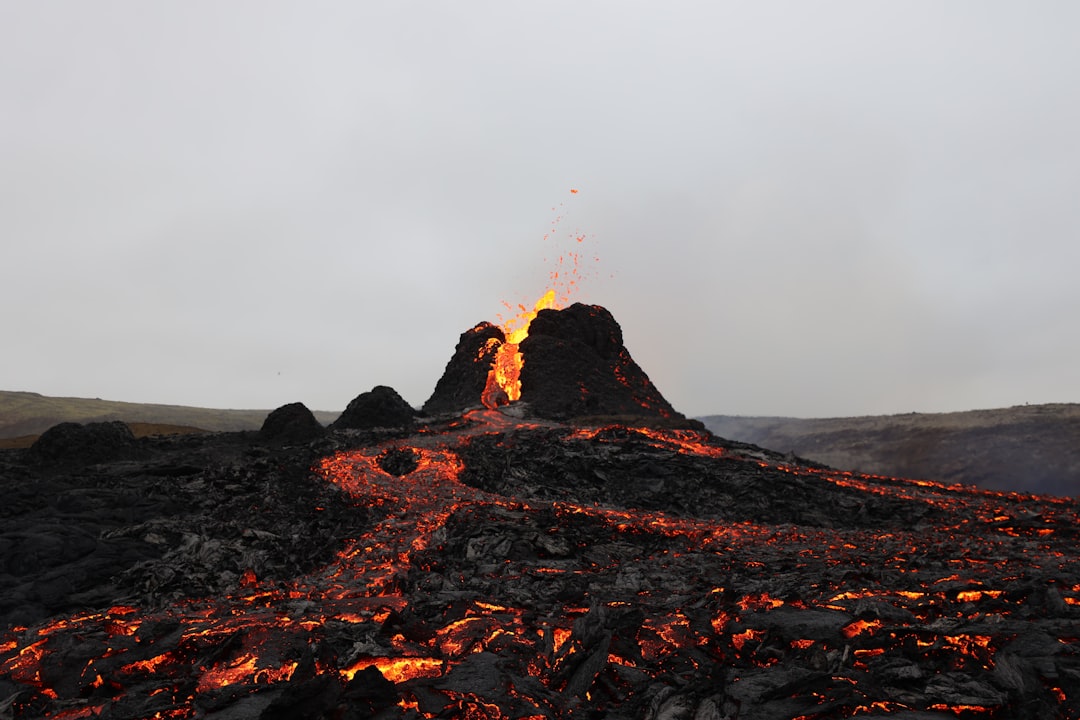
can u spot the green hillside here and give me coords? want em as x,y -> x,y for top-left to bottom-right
0,390 -> 339,441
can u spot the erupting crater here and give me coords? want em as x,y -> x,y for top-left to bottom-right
425,298 -> 686,424
1,302 -> 1079,719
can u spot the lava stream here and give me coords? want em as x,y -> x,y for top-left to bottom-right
2,412 -> 1078,719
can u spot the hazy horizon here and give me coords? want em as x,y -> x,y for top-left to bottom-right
5,386 -> 1071,423
4,3 -> 1079,418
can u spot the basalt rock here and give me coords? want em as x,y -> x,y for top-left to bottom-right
423,304 -> 686,423
0,431 -> 362,630
260,402 -> 325,443
423,323 -> 504,415
378,447 -> 420,476
519,303 -> 683,421
331,386 -> 417,431
28,420 -> 138,466
3,413 -> 1080,718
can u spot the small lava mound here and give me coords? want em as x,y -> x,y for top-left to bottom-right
260,402 -> 325,443
28,421 -> 139,466
331,386 -> 417,431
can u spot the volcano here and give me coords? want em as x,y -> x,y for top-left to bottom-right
2,303 -> 1079,719
424,303 -> 689,424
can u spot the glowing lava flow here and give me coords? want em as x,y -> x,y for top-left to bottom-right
480,196 -> 596,409
483,205 -> 600,410
481,289 -> 557,408
2,412 -> 1079,718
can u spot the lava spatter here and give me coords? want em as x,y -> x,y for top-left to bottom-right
481,289 -> 557,408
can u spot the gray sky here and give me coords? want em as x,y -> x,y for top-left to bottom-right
3,2 -> 1078,419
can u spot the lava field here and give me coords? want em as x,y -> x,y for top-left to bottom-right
2,302 -> 1078,719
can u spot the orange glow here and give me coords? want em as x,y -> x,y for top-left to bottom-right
107,605 -> 137,615
854,701 -> 907,714
929,704 -> 994,714
103,618 -> 140,637
334,612 -> 368,623
640,614 -> 693,658
146,710 -> 190,720
447,695 -> 504,719
501,290 -> 556,347
738,592 -> 785,611
841,619 -> 884,639
482,290 -> 557,408
197,654 -> 297,691
120,653 -> 173,675
47,706 -> 104,719
943,634 -> 994,660
343,657 -> 444,683
854,648 -> 886,659
957,590 -> 1003,602
436,617 -> 488,656
552,627 -> 572,654
479,210 -> 598,408
3,639 -> 48,684
731,629 -> 766,651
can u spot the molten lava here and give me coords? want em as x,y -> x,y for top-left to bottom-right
481,289 -> 557,408
3,414 -> 1079,718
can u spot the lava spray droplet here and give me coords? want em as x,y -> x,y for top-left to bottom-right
484,192 -> 599,407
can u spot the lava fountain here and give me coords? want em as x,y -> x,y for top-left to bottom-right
481,289 -> 557,408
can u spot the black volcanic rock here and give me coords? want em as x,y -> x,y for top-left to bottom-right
3,412 -> 1080,718
28,421 -> 137,465
378,447 -> 420,476
423,322 -> 504,415
260,402 -> 324,443
331,386 -> 417,430
422,305 -> 686,422
0,431 -> 363,630
519,303 -> 682,421
456,426 -> 941,529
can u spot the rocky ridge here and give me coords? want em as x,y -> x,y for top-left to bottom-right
700,405 -> 1080,496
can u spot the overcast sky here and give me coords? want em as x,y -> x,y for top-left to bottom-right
3,2 -> 1078,419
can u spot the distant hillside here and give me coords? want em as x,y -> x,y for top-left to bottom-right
699,403 -> 1080,497
0,391 -> 340,443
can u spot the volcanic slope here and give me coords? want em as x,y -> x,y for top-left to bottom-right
2,408 -> 1078,719
700,405 -> 1080,497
